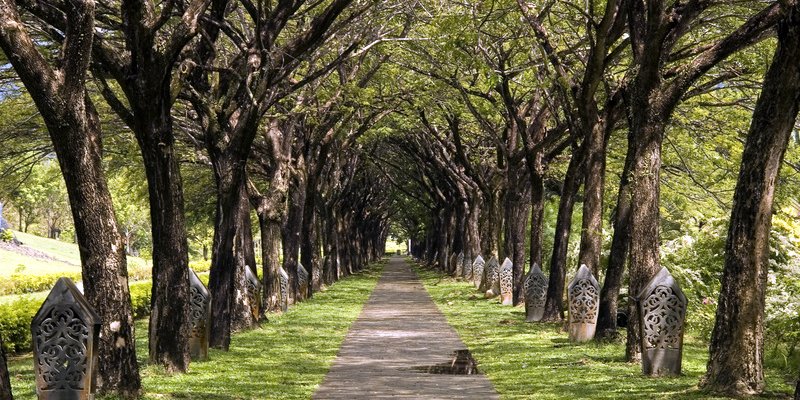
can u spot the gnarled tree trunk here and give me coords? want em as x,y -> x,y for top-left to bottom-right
542,145 -> 584,321
0,4 -> 141,395
703,6 -> 800,395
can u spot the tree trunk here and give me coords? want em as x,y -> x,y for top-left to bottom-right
1,334 -> 13,400
208,154 -> 257,349
505,165 -> 532,306
301,188 -> 321,295
283,168 -> 306,304
595,143 -> 633,340
257,215 -> 283,312
542,145 -> 584,321
578,119 -> 607,276
703,8 -> 800,395
625,112 -> 666,362
795,378 -> 799,400
529,171 -> 545,269
135,108 -> 192,372
58,110 -> 142,397
0,8 -> 142,393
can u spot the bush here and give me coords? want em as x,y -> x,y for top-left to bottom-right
0,229 -> 14,243
0,271 -> 211,354
189,259 -> 212,273
0,297 -> 39,353
0,272 -> 83,296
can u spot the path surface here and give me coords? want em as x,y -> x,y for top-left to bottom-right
313,257 -> 499,399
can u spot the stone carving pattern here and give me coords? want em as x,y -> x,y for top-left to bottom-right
247,279 -> 258,303
279,271 -> 289,307
473,259 -> 485,284
524,271 -> 547,309
463,256 -> 472,278
486,259 -> 498,288
298,265 -> 309,289
568,279 -> 598,323
189,286 -> 208,338
500,263 -> 513,295
34,304 -> 89,391
641,285 -> 685,350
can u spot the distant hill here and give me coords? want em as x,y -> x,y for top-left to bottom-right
0,231 -> 148,277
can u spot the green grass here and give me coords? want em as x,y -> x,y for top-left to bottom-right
0,247 -> 78,277
12,231 -> 83,265
7,260 -> 384,400
414,263 -> 796,400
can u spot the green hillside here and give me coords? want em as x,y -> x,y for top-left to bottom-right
0,230 -> 149,279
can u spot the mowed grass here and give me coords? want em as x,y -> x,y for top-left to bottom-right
7,261 -> 384,400
414,263 -> 796,400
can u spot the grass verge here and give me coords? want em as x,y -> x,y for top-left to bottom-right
7,260 -> 384,399
414,263 -> 795,400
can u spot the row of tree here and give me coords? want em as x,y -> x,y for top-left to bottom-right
1,0 -> 800,398
373,0 -> 800,397
0,0 -> 406,398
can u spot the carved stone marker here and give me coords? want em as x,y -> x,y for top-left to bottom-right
31,277 -> 100,400
297,262 -> 309,301
638,267 -> 687,376
188,269 -> 211,361
462,253 -> 473,280
472,255 -> 485,290
278,267 -> 289,312
244,266 -> 261,322
567,264 -> 599,342
484,256 -> 500,298
524,263 -> 548,322
455,252 -> 464,278
499,258 -> 513,305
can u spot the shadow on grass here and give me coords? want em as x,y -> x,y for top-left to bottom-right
413,265 -> 794,400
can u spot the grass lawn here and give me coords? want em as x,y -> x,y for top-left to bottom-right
414,262 -> 796,400
7,260 -> 384,399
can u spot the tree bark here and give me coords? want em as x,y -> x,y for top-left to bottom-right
283,165 -> 307,303
1,336 -> 12,400
136,106 -> 191,372
542,145 -> 585,321
208,155 -> 257,349
595,141 -> 633,340
529,171 -> 545,270
0,3 -> 141,395
505,164 -> 531,306
578,118 -> 608,276
703,6 -> 800,395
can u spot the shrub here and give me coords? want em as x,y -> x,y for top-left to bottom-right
0,272 -> 83,296
0,271 -> 212,353
0,297 -> 39,353
0,229 -> 14,243
189,259 -> 212,273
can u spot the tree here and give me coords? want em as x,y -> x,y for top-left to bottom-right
623,0 -> 782,361
186,0 -> 365,348
0,336 -> 11,400
0,0 -> 141,395
86,0 -> 212,371
703,1 -> 800,394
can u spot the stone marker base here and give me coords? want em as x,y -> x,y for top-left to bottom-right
568,323 -> 596,342
500,293 -> 512,306
642,348 -> 682,376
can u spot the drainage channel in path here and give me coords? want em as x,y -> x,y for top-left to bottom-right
407,349 -> 481,375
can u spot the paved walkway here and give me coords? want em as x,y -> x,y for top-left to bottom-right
313,257 -> 499,399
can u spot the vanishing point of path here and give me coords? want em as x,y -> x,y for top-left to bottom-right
313,257 -> 499,399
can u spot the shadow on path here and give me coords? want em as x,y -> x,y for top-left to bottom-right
313,257 -> 499,399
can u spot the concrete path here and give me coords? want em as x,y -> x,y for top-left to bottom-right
313,257 -> 499,399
